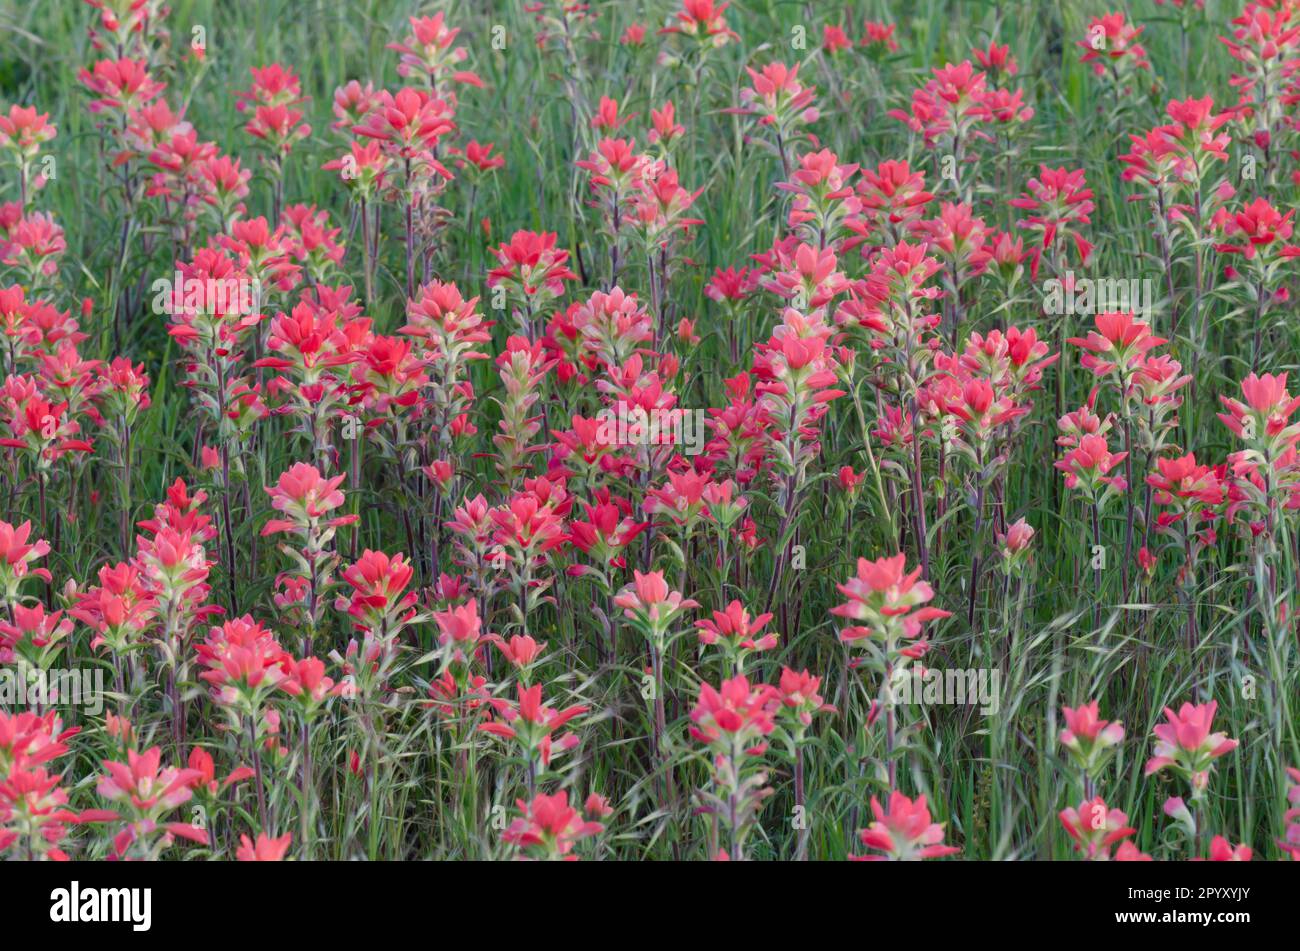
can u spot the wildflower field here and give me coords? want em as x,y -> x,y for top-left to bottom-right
0,0 -> 1298,866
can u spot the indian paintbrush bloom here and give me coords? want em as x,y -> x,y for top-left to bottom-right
1145,700 -> 1239,798
855,791 -> 960,861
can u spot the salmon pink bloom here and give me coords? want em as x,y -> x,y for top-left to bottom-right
1213,197 -> 1298,260
821,24 -> 851,54
1055,433 -> 1127,503
331,80 -> 377,132
688,674 -> 778,751
0,763 -> 87,859
488,633 -> 547,678
856,791 -> 960,861
1206,836 -> 1252,861
996,517 -> 1035,575
1059,796 -> 1138,860
71,561 -> 156,654
1059,701 -> 1125,775
1078,13 -> 1150,79
776,667 -> 834,729
0,602 -> 72,666
1145,700 -> 1239,797
237,831 -> 293,861
1148,452 -> 1225,518
262,463 -> 356,536
1011,166 -> 1094,278
695,600 -> 776,670
649,101 -> 685,148
1218,371 -> 1300,455
1279,767 -> 1300,860
341,550 -> 418,632
0,104 -> 57,166
854,160 -> 933,239
590,95 -> 634,131
0,519 -> 51,603
95,746 -> 208,859
278,656 -> 339,712
433,598 -> 484,670
503,791 -> 603,860
614,570 -> 699,641
831,554 -> 950,660
738,62 -> 819,133
353,87 -> 455,159
185,748 -> 254,797
689,674 -> 780,858
79,57 -> 164,114
459,140 -> 504,176
1068,312 -> 1167,380
487,230 -> 577,315
387,13 -> 482,88
659,0 -> 738,48
861,20 -> 899,57
480,682 -> 588,768
973,41 -> 1018,78
195,616 -> 289,714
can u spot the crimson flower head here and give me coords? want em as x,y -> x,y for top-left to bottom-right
1147,452 -> 1225,509
1206,836 -> 1252,862
861,20 -> 900,57
855,791 -> 960,861
459,140 -> 504,176
590,95 -> 635,131
973,41 -> 1018,78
